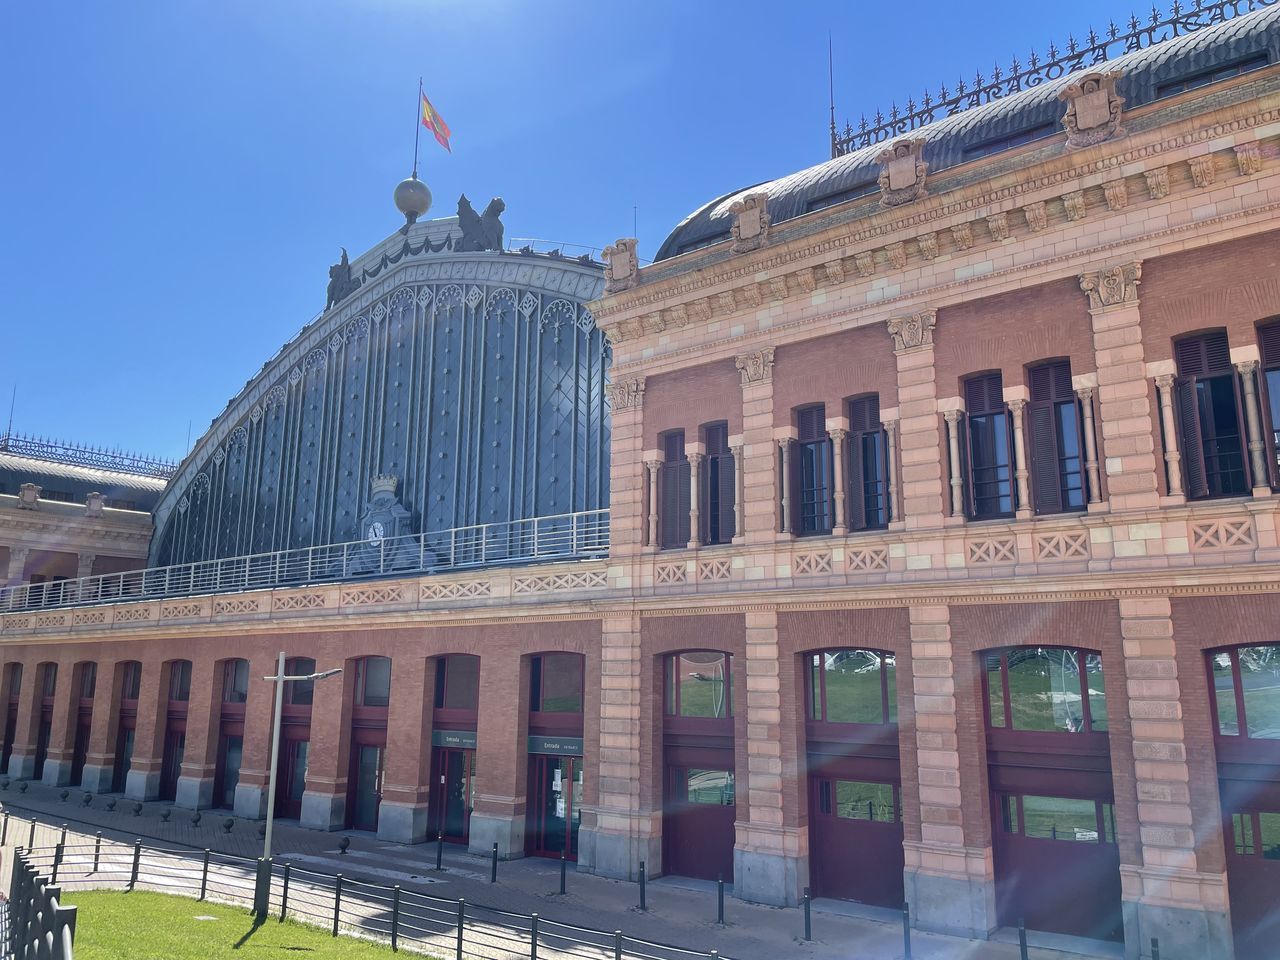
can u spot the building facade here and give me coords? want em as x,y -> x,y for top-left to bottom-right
1,5 -> 1279,960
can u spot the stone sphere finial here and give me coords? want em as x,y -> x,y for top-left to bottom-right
394,175 -> 432,228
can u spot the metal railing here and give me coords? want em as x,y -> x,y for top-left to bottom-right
7,850 -> 76,959
10,833 -> 732,960
0,509 -> 610,614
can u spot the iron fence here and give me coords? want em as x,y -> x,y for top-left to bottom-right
0,509 -> 609,614
7,850 -> 76,960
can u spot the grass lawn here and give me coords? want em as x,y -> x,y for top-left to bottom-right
65,891 -> 404,959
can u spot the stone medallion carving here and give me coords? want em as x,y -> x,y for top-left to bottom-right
877,139 -> 928,207
1059,71 -> 1124,149
728,192 -> 771,253
886,310 -> 937,352
602,238 -> 640,293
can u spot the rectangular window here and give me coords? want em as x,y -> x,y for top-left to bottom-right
1027,361 -> 1086,515
846,395 -> 888,530
1175,332 -> 1249,499
1021,795 -> 1105,842
435,654 -> 480,711
287,658 -> 316,706
357,657 -> 391,708
658,430 -> 690,550
686,769 -> 734,806
1213,652 -> 1241,735
701,422 -> 735,545
79,663 -> 97,700
666,652 -> 731,718
121,662 -> 142,702
1155,53 -> 1269,98
964,373 -> 1014,519
1239,645 -> 1280,739
986,652 -> 1007,728
833,780 -> 897,822
168,661 -> 191,702
1085,653 -> 1107,731
810,650 -> 894,724
793,405 -> 833,535
1260,812 -> 1280,860
1234,812 -> 1256,855
531,653 -> 584,713
1002,794 -> 1020,833
222,660 -> 248,704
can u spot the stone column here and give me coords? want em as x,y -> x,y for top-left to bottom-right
735,347 -> 778,543
76,554 -> 95,580
300,651 -> 354,830
41,657 -> 78,787
777,439 -> 792,534
378,656 -> 433,844
729,440 -> 745,543
887,310 -> 945,530
470,654 -> 530,859
605,376 -> 647,559
1153,375 -> 1185,499
578,612 -> 655,881
80,661 -> 121,794
234,650 -> 280,820
1080,263 -> 1161,510
1077,387 -> 1103,505
1236,360 -> 1271,494
1117,597 -> 1231,957
903,604 -> 996,938
6,548 -> 28,586
943,410 -> 965,518
883,418 -> 901,525
1007,398 -> 1032,519
6,660 -> 37,780
734,610 -> 807,905
830,428 -> 849,535
125,660 -> 166,801
175,657 -> 220,809
687,453 -> 705,549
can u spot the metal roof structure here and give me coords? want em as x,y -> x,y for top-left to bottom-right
655,1 -> 1279,262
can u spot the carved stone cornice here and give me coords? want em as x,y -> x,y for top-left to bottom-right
1079,261 -> 1142,310
604,376 -> 646,411
736,347 -> 776,386
886,310 -> 937,352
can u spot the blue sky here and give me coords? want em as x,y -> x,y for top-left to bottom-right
1,0 -> 1130,460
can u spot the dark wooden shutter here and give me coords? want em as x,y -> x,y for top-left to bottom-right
659,431 -> 689,548
848,395 -> 879,434
1027,362 -> 1070,515
788,438 -> 803,534
1176,380 -> 1208,499
1175,330 -> 1231,378
701,423 -> 734,544
1259,322 -> 1280,370
797,404 -> 826,441
965,372 -> 1003,416
1258,321 -> 1280,488
847,395 -> 880,531
716,451 -> 736,541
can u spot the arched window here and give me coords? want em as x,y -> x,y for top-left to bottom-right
530,654 -> 583,714
1174,330 -> 1249,498
120,661 -> 142,702
434,654 -> 480,712
983,647 -> 1107,734
806,649 -> 896,725
355,656 -> 391,708
167,661 -> 192,702
664,651 -> 731,719
1209,645 -> 1280,739
221,659 -> 248,704
39,663 -> 57,699
286,657 -> 316,706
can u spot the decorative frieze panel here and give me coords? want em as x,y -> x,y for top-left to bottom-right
3,616 -> 32,631
1190,518 -> 1254,551
214,596 -> 263,616
340,584 -> 407,606
420,580 -> 492,602
886,310 -> 937,352
655,562 -> 688,585
273,593 -> 326,612
793,552 -> 833,576
1234,142 -> 1262,177
72,609 -> 107,626
847,545 -> 890,572
512,569 -> 607,595
968,537 -> 1017,564
1144,166 -> 1170,199
605,376 -> 646,411
161,601 -> 203,620
1188,155 -> 1216,188
698,557 -> 733,581
1024,201 -> 1048,232
1034,531 -> 1090,561
35,613 -> 67,629
114,606 -> 153,623
1063,190 -> 1087,221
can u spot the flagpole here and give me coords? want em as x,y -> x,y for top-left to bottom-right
413,77 -> 422,178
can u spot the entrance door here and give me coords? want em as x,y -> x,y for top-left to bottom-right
1225,806 -> 1280,960
33,719 -> 51,781
112,725 -> 135,793
809,777 -> 903,906
349,742 -> 385,831
432,748 -> 476,843
159,726 -> 186,801
276,739 -> 309,820
214,731 -> 243,809
663,764 -> 736,881
71,719 -> 91,787
527,755 -> 583,859
992,793 -> 1123,941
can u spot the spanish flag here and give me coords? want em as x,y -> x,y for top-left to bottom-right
421,93 -> 452,153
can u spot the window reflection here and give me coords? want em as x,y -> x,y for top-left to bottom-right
984,647 -> 1107,734
665,652 -> 731,719
1211,645 -> 1280,739
807,649 -> 896,725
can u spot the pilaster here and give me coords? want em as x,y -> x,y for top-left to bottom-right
124,660 -> 165,801
233,650 -> 278,820
41,656 -> 78,787
889,311 -> 945,527
605,376 -> 647,559
300,652 -> 354,831
6,658 -> 37,780
378,656 -> 433,844
469,653 -> 530,859
175,657 -> 219,809
80,661 -> 122,794
736,347 -> 778,543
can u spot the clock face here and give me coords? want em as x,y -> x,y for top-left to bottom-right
367,520 -> 386,545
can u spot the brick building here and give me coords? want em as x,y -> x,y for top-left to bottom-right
2,5 -> 1280,959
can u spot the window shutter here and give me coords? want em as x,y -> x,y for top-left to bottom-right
1027,401 -> 1063,514
965,372 -> 1003,415
716,451 -> 736,541
1176,379 -> 1209,499
1259,321 -> 1280,370
662,431 -> 686,463
703,422 -> 729,456
659,460 -> 691,548
846,432 -> 867,531
960,411 -> 976,518
797,404 -> 826,442
788,438 -> 803,534
1176,331 -> 1231,379
848,395 -> 879,434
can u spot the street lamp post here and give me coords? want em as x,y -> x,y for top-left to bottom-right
253,651 -> 341,917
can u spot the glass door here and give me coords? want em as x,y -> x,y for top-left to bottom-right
350,743 -> 385,831
528,756 -> 584,859
434,748 -> 476,843
276,739 -> 309,819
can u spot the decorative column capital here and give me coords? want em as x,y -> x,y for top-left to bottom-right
886,309 -> 937,352
1079,261 -> 1142,310
1075,385 -> 1095,402
1154,373 -> 1176,391
1008,398 -> 1027,414
828,427 -> 848,443
605,376 -> 646,411
942,409 -> 964,425
688,452 -> 706,467
736,347 -> 776,386
644,458 -> 661,473
1236,359 -> 1260,376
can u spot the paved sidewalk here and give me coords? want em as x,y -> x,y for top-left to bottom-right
0,778 -> 1119,960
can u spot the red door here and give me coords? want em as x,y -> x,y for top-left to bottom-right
526,755 -> 583,860
808,776 -> 903,907
663,759 -> 735,881
158,722 -> 186,801
992,793 -> 1123,941
1225,805 -> 1280,960
430,747 -> 476,843
275,738 -> 309,820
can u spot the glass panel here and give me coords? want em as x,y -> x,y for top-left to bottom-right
1056,401 -> 1086,510
289,741 -> 309,801
1085,653 -> 1107,731
570,761 -> 584,858
221,736 -> 242,808
885,654 -> 897,724
798,439 -> 833,534
1007,648 -> 1085,733
1233,812 -> 1255,855
1213,653 -> 1240,735
538,654 -> 583,713
821,650 -> 888,724
288,659 -> 316,706
353,745 -> 383,827
686,769 -> 734,805
538,757 -> 568,855
1021,795 -> 1101,842
1238,645 -> 1280,739
665,656 -> 676,716
1001,795 -> 1019,833
442,655 -> 479,711
1199,375 -> 1248,498
444,751 -> 467,838
360,657 -> 391,707
223,661 -> 248,703
170,662 -> 191,702
970,413 -> 1013,518
675,653 -> 730,718
1102,802 -> 1116,843
808,655 -> 822,721
1267,368 -> 1280,479
986,654 -> 1006,728
1259,812 -> 1280,860
833,780 -> 897,822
